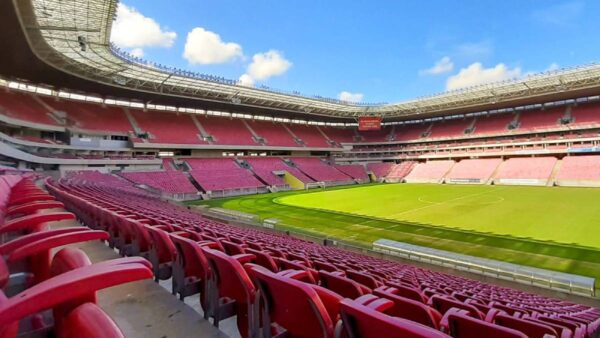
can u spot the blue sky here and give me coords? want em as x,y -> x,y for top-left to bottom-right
110,1 -> 600,104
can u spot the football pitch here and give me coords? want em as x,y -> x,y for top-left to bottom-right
191,183 -> 600,291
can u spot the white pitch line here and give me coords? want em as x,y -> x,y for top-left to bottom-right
387,187 -> 506,228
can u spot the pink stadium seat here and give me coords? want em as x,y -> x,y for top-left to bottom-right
120,171 -> 197,194
334,164 -> 369,181
445,158 -> 502,183
131,109 -> 206,144
446,311 -> 528,338
404,160 -> 455,183
200,116 -> 256,145
472,113 -> 514,135
571,103 -> 600,126
387,161 -> 417,180
0,90 -> 59,126
319,270 -> 371,299
249,121 -> 298,147
40,97 -> 132,133
187,158 -> 265,192
320,126 -> 357,143
288,124 -> 331,147
394,124 -> 428,141
556,155 -> 600,182
429,118 -> 472,139
367,162 -> 395,179
494,157 -> 557,183
291,157 -> 352,183
373,287 -> 442,329
518,108 -> 565,130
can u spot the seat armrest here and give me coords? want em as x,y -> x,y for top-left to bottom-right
0,258 -> 153,327
0,212 -> 75,234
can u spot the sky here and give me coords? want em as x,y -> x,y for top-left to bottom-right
109,0 -> 600,104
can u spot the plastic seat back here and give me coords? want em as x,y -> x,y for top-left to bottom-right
494,314 -> 559,338
338,298 -> 451,338
447,312 -> 528,338
373,288 -> 442,329
247,264 -> 339,338
319,270 -> 370,300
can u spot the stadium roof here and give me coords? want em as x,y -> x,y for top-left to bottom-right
4,0 -> 600,122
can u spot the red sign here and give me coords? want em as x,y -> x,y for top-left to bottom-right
358,116 -> 382,131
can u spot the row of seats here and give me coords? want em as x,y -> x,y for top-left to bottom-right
46,171 -> 600,338
0,173 -> 153,338
119,171 -> 198,194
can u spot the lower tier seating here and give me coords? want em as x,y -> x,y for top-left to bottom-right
334,164 -> 369,181
43,172 -> 600,338
291,157 -> 353,183
120,171 -> 198,194
445,158 -> 502,183
0,173 -> 153,338
387,161 -> 417,181
493,157 -> 557,185
556,155 -> 600,186
404,160 -> 455,183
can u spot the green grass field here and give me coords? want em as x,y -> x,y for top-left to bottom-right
191,183 -> 600,292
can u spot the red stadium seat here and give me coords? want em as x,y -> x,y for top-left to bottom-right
202,248 -> 258,338
246,264 -> 342,338
337,297 -> 451,338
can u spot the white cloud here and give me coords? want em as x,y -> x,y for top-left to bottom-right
183,27 -> 243,65
238,50 -> 292,86
129,48 -> 144,58
246,50 -> 292,80
338,91 -> 364,103
446,63 -> 522,90
421,56 -> 454,75
111,4 -> 176,49
238,74 -> 255,87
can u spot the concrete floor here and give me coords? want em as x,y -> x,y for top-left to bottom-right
50,219 -> 239,338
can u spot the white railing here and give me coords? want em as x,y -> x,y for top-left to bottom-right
373,239 -> 596,297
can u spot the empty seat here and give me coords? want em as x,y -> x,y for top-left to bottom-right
338,298 -> 451,338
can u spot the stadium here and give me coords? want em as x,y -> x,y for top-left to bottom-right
0,0 -> 599,337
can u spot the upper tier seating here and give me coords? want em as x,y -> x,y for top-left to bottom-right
571,103 -> 600,126
518,108 -> 565,131
472,113 -> 514,135
120,171 -> 198,194
320,126 -> 357,143
429,118 -> 472,139
244,157 -> 288,186
359,126 -> 393,143
494,157 -> 557,185
47,172 -> 600,338
556,155 -> 600,186
387,161 -> 417,180
0,90 -> 59,126
186,158 -> 265,192
404,160 -> 455,183
131,110 -> 207,144
291,157 -> 352,183
40,97 -> 133,133
248,121 -> 299,147
200,116 -> 256,145
288,124 -> 331,147
367,162 -> 395,179
394,124 -> 429,141
334,164 -> 369,181
445,158 -> 503,183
